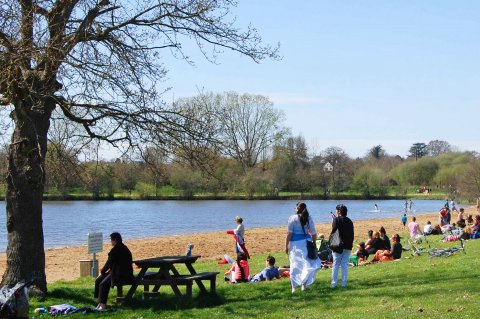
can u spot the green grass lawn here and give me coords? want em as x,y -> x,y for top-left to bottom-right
30,236 -> 479,318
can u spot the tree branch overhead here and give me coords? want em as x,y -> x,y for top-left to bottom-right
0,0 -> 279,293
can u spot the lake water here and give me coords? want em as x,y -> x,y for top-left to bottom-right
0,199 -> 458,251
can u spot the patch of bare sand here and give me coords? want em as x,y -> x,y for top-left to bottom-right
0,208 -> 475,283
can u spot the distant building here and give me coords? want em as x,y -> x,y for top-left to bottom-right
323,162 -> 333,172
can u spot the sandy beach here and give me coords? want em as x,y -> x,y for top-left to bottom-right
0,208 -> 475,283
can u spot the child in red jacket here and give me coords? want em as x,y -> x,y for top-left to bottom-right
225,253 -> 250,283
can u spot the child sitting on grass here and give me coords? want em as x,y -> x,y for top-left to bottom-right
251,256 -> 280,282
225,253 -> 250,283
353,242 -> 369,261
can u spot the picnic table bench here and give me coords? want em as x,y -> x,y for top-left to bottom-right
118,256 -> 219,302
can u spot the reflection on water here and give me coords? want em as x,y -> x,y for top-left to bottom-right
0,199 -> 457,250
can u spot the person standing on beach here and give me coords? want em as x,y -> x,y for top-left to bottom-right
226,216 -> 247,256
401,213 -> 407,227
330,204 -> 354,289
94,232 -> 134,310
451,200 -> 458,213
285,202 -> 321,293
409,200 -> 413,211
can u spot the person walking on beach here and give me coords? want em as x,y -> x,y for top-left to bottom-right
226,216 -> 249,258
330,204 -> 354,289
401,213 -> 407,227
94,232 -> 134,310
232,216 -> 245,253
451,200 -> 458,213
405,200 -> 408,211
285,202 -> 321,293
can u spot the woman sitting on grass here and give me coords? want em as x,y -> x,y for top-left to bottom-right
372,234 -> 403,262
366,231 -> 385,255
379,226 -> 391,250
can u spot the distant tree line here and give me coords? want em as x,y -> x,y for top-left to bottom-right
1,94 -> 479,202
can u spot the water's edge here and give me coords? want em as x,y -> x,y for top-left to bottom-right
0,194 -> 445,201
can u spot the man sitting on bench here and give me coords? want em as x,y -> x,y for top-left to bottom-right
94,232 -> 134,310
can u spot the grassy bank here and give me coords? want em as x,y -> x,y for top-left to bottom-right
29,235 -> 479,318
0,183 -> 450,201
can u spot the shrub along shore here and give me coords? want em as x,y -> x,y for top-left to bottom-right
0,192 -> 447,201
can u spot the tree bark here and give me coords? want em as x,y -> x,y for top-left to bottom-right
1,98 -> 54,294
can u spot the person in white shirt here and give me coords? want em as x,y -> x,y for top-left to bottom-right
232,216 -> 245,253
423,221 -> 433,235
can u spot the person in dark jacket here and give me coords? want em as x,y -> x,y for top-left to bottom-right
94,232 -> 134,310
330,204 -> 354,289
383,234 -> 403,260
365,231 -> 386,255
379,226 -> 391,250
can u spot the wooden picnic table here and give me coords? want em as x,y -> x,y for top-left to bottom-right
121,255 -> 218,302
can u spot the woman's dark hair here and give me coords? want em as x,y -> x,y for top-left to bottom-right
379,226 -> 386,235
368,229 -> 373,237
336,204 -> 348,216
297,202 -> 309,226
110,232 -> 122,244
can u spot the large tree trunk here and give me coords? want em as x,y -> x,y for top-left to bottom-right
1,98 -> 54,294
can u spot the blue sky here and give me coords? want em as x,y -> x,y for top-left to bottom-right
163,1 -> 480,158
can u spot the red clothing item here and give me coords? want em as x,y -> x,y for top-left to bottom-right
226,260 -> 250,282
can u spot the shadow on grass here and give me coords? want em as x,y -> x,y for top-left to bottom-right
40,287 -> 96,305
119,291 -> 225,312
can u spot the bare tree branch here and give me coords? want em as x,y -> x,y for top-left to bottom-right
0,0 -> 279,292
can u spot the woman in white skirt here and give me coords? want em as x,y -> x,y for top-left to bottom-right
285,202 -> 321,293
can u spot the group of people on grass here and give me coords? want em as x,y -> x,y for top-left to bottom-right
223,202 -> 355,293
222,215 -> 280,282
351,227 -> 403,263
224,254 -> 282,283
407,203 -> 480,241
93,200 -> 480,308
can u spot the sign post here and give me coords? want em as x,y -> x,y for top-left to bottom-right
87,232 -> 103,277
